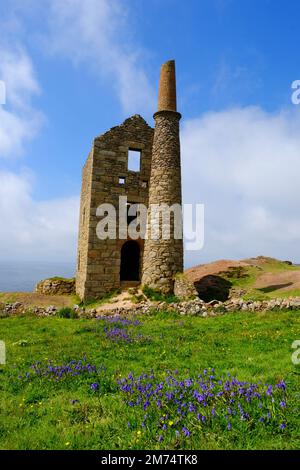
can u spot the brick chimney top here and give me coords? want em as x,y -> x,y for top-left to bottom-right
157,60 -> 177,112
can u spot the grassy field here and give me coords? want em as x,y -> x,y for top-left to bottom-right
0,310 -> 299,450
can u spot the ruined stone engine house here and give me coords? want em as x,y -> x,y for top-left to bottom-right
76,60 -> 183,301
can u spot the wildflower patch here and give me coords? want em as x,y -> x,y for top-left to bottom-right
118,369 -> 288,444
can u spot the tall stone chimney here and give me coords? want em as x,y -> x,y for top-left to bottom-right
142,60 -> 183,294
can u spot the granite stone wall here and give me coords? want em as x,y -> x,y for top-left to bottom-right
76,115 -> 154,301
141,110 -> 183,294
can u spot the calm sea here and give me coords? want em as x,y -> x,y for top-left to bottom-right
0,261 -> 76,292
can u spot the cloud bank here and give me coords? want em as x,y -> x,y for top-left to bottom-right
182,106 -> 300,266
0,171 -> 79,261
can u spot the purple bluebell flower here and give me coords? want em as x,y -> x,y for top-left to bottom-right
276,380 -> 286,391
143,400 -> 150,410
266,385 -> 273,396
90,382 -> 99,391
114,368 -> 288,439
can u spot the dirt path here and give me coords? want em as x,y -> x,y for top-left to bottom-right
96,290 -> 137,312
0,289 -> 141,311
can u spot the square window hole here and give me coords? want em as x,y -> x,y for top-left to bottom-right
119,177 -> 125,185
128,149 -> 141,172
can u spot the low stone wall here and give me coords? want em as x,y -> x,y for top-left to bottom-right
222,297 -> 300,312
174,275 -> 198,299
35,278 -> 75,296
0,302 -> 58,317
1,296 -> 300,318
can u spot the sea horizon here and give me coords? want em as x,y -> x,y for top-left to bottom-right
0,260 -> 76,293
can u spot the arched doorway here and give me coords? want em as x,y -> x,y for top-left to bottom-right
120,241 -> 140,281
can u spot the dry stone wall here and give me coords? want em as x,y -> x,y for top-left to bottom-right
35,278 -> 75,295
2,297 -> 300,318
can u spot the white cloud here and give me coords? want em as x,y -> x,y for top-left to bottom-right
0,170 -> 79,261
182,106 -> 300,266
45,0 -> 155,114
0,46 -> 44,158
0,46 -> 40,109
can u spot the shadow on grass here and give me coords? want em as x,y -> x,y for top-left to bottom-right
258,282 -> 293,294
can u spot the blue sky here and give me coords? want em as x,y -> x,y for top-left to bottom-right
1,0 -> 300,266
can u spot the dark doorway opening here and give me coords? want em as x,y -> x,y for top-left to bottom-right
120,241 -> 140,281
194,275 -> 232,302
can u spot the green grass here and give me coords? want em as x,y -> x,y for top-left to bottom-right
0,310 -> 299,450
57,307 -> 79,319
275,288 -> 300,298
243,288 -> 300,301
142,285 -> 180,303
0,292 -> 19,303
76,290 -> 121,309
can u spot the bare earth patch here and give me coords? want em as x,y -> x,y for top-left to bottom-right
185,259 -> 249,283
96,290 -> 137,312
254,271 -> 300,292
0,292 -> 74,308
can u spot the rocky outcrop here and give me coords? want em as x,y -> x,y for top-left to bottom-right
35,278 -> 75,296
